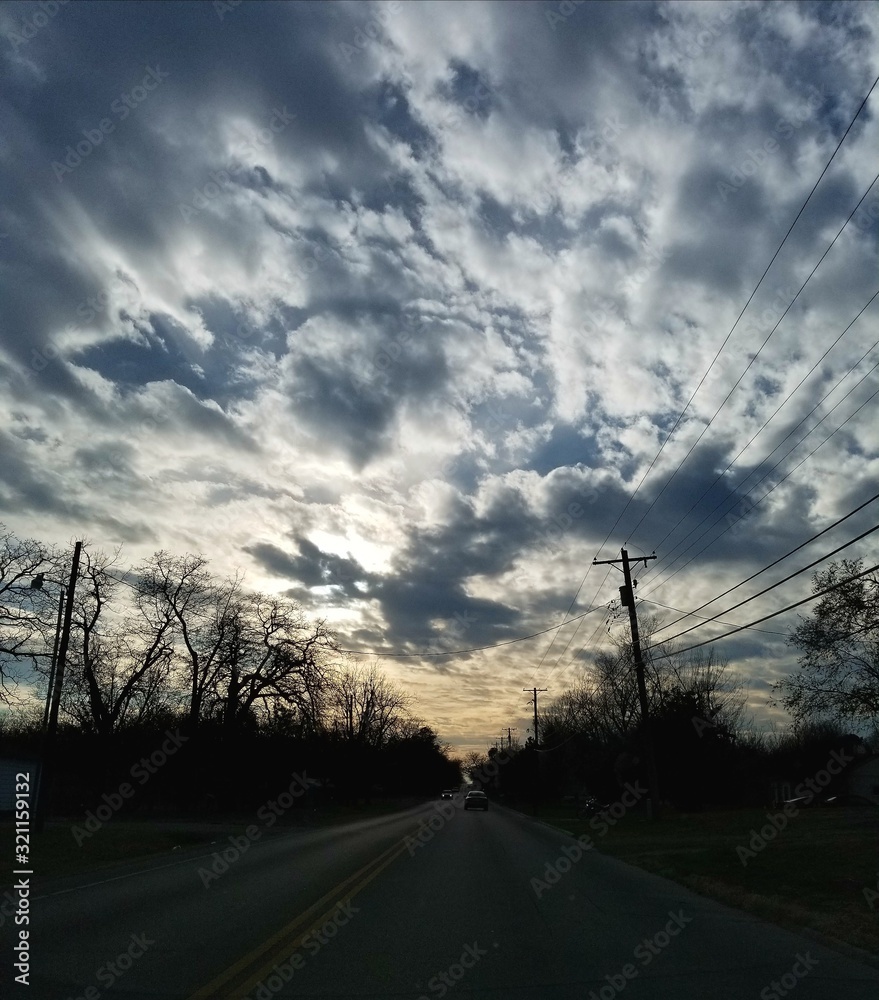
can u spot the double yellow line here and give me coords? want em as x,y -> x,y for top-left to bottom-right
188,834 -> 413,999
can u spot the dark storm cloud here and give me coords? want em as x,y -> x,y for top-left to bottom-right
247,539 -> 377,599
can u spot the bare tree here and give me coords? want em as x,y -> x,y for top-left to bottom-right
545,616 -> 745,744
207,592 -> 338,735
137,551 -> 340,733
137,552 -> 240,731
328,663 -> 413,747
0,524 -> 62,702
61,548 -> 175,735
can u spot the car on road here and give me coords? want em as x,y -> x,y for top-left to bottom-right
464,790 -> 488,810
441,789 -> 456,800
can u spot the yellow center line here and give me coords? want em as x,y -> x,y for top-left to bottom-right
187,833 -> 415,1000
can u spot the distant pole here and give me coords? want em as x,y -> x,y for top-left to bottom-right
523,687 -> 547,816
36,540 -> 82,832
593,547 -> 661,819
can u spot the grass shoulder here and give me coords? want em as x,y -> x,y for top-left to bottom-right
528,802 -> 879,956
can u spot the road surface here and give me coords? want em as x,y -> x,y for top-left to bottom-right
8,799 -> 879,998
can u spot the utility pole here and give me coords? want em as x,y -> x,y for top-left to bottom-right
593,547 -> 661,819
505,726 -> 517,749
523,688 -> 547,746
523,687 -> 547,817
37,540 -> 82,832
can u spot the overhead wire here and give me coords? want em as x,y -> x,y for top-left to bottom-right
638,598 -> 788,635
547,375 -> 879,686
637,278 -> 878,577
337,603 -> 606,657
645,561 -> 879,662
602,71 -> 879,559
647,489 -> 879,634
642,353 -> 879,595
626,172 -> 879,556
531,73 -> 879,690
645,522 -> 879,649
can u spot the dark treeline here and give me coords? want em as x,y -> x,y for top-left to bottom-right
2,522 -> 876,817
0,527 -> 461,815
468,601 -> 877,811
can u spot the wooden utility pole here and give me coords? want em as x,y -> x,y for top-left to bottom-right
523,687 -> 547,817
593,548 -> 661,818
37,540 -> 82,831
523,687 -> 547,746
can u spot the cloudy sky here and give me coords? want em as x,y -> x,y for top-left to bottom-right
1,0 -> 877,752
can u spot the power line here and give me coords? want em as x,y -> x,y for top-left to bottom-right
640,311 -> 879,590
537,73 -> 879,683
645,561 -> 879,662
600,71 -> 879,558
648,522 -> 879,649
647,490 -> 879,634
639,598 -> 788,636
641,281 -> 879,564
643,360 -> 879,594
338,603 -> 605,657
555,486 -> 879,684
626,172 -> 879,553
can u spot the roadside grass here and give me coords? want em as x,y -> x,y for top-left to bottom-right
0,798 -> 424,880
2,822 -> 216,879
533,804 -> 879,956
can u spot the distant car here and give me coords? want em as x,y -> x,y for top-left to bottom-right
464,790 -> 488,811
441,789 -> 455,800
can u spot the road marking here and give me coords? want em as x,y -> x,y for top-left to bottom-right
187,834 -> 413,999
34,851 -> 228,899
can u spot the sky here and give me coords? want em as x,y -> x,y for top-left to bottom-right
1,0 -> 877,754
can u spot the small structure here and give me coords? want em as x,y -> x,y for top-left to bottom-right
841,755 -> 879,806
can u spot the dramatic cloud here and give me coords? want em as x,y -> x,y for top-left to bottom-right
2,0 -> 877,751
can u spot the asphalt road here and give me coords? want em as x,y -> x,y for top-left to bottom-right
8,799 -> 879,999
